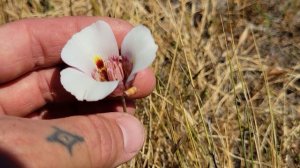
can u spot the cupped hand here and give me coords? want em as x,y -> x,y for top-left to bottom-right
0,17 -> 155,168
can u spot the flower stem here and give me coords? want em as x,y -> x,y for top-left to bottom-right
121,96 -> 127,112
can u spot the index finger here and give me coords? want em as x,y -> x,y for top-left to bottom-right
0,16 -> 132,84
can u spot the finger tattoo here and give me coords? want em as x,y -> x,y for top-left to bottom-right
46,126 -> 84,156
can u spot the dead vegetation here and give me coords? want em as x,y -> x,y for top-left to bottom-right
0,0 -> 299,167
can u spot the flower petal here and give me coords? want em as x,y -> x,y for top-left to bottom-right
121,25 -> 158,82
61,20 -> 119,73
60,68 -> 119,101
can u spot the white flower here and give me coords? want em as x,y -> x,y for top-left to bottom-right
60,21 -> 158,101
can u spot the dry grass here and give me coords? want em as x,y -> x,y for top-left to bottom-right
1,0 -> 300,167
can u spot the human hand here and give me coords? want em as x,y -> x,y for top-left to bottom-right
0,17 -> 155,168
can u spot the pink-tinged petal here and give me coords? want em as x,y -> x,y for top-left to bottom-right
121,25 -> 158,82
60,68 -> 119,101
61,20 -> 119,73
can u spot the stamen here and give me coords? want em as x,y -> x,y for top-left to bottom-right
124,87 -> 137,97
93,55 -> 101,66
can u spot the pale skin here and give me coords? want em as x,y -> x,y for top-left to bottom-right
0,17 -> 155,168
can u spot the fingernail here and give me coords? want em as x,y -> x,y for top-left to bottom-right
116,115 -> 145,154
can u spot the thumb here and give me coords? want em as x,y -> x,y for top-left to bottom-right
0,113 -> 145,168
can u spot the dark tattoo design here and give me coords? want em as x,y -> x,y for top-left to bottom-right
47,126 -> 84,156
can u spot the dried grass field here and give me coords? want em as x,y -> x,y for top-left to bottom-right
1,0 -> 300,167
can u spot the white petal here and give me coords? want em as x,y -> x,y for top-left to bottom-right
121,25 -> 158,82
60,68 -> 119,101
61,20 -> 119,73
